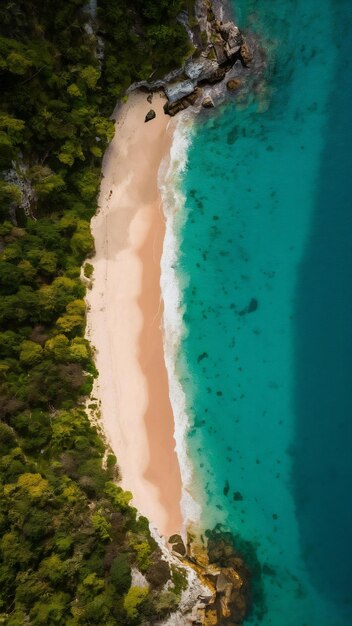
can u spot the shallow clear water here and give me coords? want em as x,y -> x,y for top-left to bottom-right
177,0 -> 352,623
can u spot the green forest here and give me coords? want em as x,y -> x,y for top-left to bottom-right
0,0 -> 192,623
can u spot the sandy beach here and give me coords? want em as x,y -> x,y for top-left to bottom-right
86,91 -> 183,538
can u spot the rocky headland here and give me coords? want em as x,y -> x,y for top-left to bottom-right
168,529 -> 254,625
129,0 -> 264,118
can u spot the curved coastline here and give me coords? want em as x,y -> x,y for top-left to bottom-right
158,111 -> 204,530
85,0 -> 257,547
86,91 -> 184,539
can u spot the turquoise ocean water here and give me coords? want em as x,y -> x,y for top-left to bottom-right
176,0 -> 352,623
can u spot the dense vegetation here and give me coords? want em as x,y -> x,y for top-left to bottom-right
0,0 -> 192,623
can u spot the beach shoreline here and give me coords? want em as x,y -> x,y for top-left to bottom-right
86,91 -> 183,539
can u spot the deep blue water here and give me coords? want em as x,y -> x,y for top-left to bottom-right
293,2 -> 352,613
177,0 -> 352,623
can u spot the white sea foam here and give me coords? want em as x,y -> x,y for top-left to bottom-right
159,111 -> 203,531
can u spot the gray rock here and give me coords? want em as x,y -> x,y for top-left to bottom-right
185,58 -> 225,84
144,109 -> 156,123
184,59 -> 206,81
213,43 -> 228,65
225,42 -> 241,59
127,65 -> 185,94
219,21 -> 242,45
199,59 -> 221,81
219,21 -> 243,59
164,79 -> 196,104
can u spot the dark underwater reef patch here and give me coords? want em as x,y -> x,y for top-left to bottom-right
170,524 -> 267,624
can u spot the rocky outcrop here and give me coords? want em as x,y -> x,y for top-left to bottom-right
164,87 -> 201,117
218,21 -> 243,59
165,79 -> 196,104
159,0 -> 254,115
128,0 -> 255,117
170,528 -> 252,625
184,58 -> 226,85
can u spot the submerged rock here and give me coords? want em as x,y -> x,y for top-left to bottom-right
223,480 -> 230,496
227,78 -> 241,91
144,109 -> 156,122
239,298 -> 258,316
240,42 -> 253,66
247,298 -> 258,313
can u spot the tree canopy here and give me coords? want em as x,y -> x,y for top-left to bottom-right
0,0 -> 193,623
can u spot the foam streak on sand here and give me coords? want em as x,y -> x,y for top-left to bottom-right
86,92 -> 184,539
159,114 -> 203,528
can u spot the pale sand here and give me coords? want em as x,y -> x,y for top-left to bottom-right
86,91 -> 183,538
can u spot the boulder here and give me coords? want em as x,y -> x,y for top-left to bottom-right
185,59 -> 208,81
164,79 -> 196,104
227,78 -> 241,91
240,42 -> 253,66
225,42 -> 241,59
169,533 -> 187,557
185,58 -> 223,84
164,88 -> 200,116
144,109 -> 156,122
219,22 -> 243,59
219,22 -> 242,44
206,66 -> 227,84
202,95 -> 215,108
